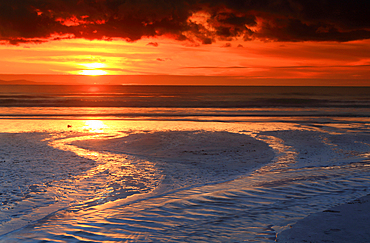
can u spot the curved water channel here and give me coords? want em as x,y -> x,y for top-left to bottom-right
1,119 -> 370,242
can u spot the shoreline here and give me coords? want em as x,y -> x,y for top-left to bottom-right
1,119 -> 369,242
277,193 -> 370,242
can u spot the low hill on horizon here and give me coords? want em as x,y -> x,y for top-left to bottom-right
0,79 -> 50,85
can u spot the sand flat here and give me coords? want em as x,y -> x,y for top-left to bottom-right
72,131 -> 275,190
277,194 -> 370,242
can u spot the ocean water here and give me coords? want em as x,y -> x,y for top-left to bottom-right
0,85 -> 370,242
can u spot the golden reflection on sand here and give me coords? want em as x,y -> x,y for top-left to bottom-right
1,118 -> 364,239
45,127 -> 159,210
83,120 -> 107,133
0,118 -> 309,135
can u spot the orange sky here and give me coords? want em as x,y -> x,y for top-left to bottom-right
0,37 -> 369,85
0,1 -> 369,85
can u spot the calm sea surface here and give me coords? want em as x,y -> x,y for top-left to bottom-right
0,85 -> 369,119
0,85 -> 369,242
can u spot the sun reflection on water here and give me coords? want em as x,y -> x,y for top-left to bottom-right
83,120 -> 107,132
46,128 -> 161,211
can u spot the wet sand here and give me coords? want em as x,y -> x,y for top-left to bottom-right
277,194 -> 370,242
72,131 -> 275,191
0,130 -> 275,237
1,120 -> 370,242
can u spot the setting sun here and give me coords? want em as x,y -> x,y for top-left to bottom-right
80,70 -> 107,76
1,1 -> 370,241
78,62 -> 108,76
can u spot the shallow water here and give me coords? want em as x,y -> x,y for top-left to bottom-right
0,117 -> 369,242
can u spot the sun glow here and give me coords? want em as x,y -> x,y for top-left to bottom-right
78,62 -> 107,76
83,120 -> 107,132
80,63 -> 106,69
80,70 -> 107,76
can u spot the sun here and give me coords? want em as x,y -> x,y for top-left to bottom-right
79,62 -> 107,76
80,70 -> 107,75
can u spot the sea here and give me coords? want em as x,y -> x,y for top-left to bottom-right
0,85 -> 369,242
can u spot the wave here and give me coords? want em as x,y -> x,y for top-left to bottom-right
1,85 -> 369,108
1,107 -> 370,122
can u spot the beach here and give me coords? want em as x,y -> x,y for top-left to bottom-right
0,117 -> 368,242
1,0 -> 370,240
0,86 -> 369,242
277,194 -> 370,242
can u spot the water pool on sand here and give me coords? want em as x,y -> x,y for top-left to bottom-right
0,118 -> 369,242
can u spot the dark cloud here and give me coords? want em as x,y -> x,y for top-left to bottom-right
0,0 -> 369,45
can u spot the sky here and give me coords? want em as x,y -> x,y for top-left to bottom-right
0,0 -> 369,85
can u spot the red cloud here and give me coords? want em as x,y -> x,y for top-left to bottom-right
0,0 -> 369,44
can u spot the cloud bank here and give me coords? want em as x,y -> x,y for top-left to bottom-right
1,0 -> 369,44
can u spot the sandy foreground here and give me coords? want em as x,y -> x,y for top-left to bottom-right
0,131 -> 275,236
277,194 -> 370,242
72,131 -> 275,190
